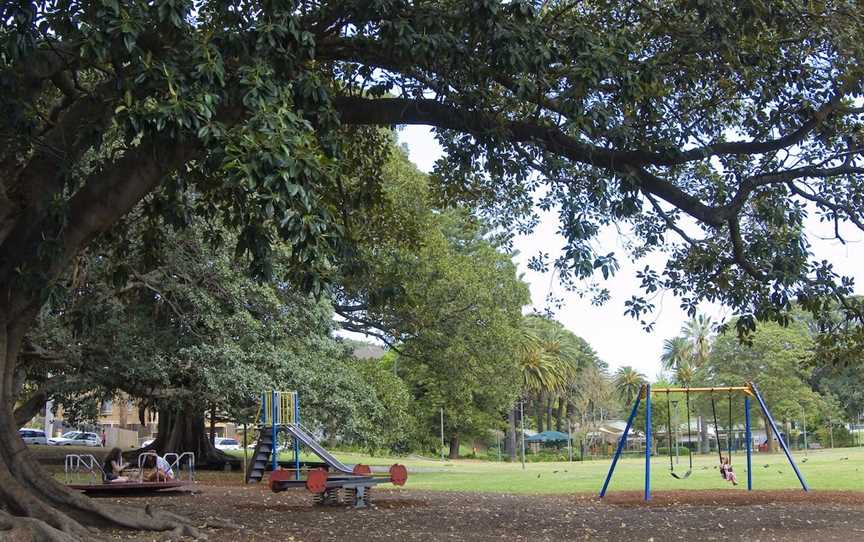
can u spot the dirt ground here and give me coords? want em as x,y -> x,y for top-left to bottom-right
101,481 -> 864,541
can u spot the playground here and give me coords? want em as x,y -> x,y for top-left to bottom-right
40,445 -> 863,540
53,388 -> 862,539
101,484 -> 863,541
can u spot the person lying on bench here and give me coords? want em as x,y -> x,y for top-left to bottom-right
144,454 -> 175,482
103,447 -> 130,483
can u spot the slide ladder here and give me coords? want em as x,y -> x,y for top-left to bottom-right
283,423 -> 353,474
245,427 -> 275,483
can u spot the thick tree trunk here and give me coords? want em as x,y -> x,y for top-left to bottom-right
13,387 -> 48,429
506,406 -> 517,462
0,118 -> 203,539
698,415 -> 708,454
0,315 -> 200,541
545,396 -> 553,432
150,407 -> 234,468
448,434 -> 460,459
763,414 -> 778,453
535,396 -> 544,433
555,397 -> 565,432
208,403 -> 217,445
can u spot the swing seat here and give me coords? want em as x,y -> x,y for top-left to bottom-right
670,470 -> 692,479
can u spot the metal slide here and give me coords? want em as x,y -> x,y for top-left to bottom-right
283,423 -> 353,474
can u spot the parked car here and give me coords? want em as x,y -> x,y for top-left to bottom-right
214,437 -> 240,451
140,438 -> 155,448
18,428 -> 48,445
48,431 -> 102,447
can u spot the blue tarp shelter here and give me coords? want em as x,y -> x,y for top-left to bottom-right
525,431 -> 569,443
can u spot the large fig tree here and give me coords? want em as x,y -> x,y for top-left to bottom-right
2,0 -> 864,539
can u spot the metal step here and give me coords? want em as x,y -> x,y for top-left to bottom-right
245,428 -> 275,484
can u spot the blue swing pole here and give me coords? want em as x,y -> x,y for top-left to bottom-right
293,392 -> 300,481
745,395 -> 753,491
750,382 -> 808,492
599,385 -> 644,497
644,384 -> 652,501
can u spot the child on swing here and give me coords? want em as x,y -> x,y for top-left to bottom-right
719,455 -> 737,485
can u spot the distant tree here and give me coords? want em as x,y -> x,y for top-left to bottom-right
519,315 -> 584,432
708,320 -> 841,452
683,315 -> 714,367
614,367 -> 646,407
569,365 -> 619,451
661,337 -> 692,373
812,365 -> 864,422
20,221 -> 395,462
662,314 -> 715,450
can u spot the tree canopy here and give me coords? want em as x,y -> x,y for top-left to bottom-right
2,0 -> 864,539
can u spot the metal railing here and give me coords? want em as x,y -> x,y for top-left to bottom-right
64,454 -> 104,484
64,451 -> 197,486
163,452 -> 196,481
260,391 -> 297,426
138,451 -> 196,482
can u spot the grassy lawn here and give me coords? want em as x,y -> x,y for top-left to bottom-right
233,446 -> 864,494
410,448 -> 864,494
49,444 -> 864,495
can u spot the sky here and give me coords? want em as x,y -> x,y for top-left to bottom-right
397,126 -> 864,379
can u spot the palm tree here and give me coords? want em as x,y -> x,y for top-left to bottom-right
515,315 -> 584,443
681,314 -> 714,452
614,366 -> 646,406
535,325 -> 589,431
660,316 -> 714,386
660,336 -> 691,372
674,364 -> 695,386
508,326 -> 562,459
682,314 -> 713,367
517,329 -> 568,395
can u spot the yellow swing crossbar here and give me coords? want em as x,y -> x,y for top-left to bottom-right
643,386 -> 755,397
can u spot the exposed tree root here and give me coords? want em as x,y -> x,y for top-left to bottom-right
0,347 -> 205,542
0,495 -> 205,542
0,510 -> 81,542
0,506 -> 207,542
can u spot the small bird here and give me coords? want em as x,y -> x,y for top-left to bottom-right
801,458 -> 808,463
763,464 -> 770,468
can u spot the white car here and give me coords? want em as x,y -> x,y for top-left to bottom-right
140,438 -> 155,448
48,431 -> 102,447
214,437 -> 240,451
18,428 -> 48,445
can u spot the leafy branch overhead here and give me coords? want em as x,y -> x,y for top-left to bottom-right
3,2 -> 864,342
2,3 -> 864,538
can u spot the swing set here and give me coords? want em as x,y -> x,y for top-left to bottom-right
599,382 -> 808,501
